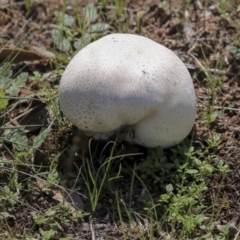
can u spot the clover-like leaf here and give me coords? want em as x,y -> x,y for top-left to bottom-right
88,23 -> 110,33
227,45 -> 240,57
55,11 -> 75,27
51,29 -> 71,52
8,129 -> 28,152
84,3 -> 98,23
6,72 -> 28,96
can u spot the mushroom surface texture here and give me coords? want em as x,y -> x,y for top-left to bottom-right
59,33 -> 196,148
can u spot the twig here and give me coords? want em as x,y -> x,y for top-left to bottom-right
234,228 -> 240,240
187,41 -> 234,77
188,52 -> 210,78
4,108 -> 34,127
213,106 -> 240,112
89,215 -> 96,240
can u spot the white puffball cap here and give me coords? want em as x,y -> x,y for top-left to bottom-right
59,33 -> 196,148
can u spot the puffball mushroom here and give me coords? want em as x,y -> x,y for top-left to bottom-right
59,33 -> 196,148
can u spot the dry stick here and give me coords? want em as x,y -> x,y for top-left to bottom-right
5,108 -> 33,126
2,97 -> 39,127
89,216 -> 96,240
213,106 -> 240,112
0,100 -> 25,119
188,52 -> 210,78
187,43 -> 209,76
187,42 -> 234,76
185,63 -> 234,76
197,99 -> 240,112
234,229 -> 240,240
205,68 -> 234,76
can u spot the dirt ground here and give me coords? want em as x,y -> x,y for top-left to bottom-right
0,0 -> 240,239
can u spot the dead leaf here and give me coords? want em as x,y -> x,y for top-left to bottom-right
63,188 -> 85,211
36,178 -> 48,191
0,48 -> 43,63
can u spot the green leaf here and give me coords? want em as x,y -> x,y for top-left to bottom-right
6,72 -> 28,96
227,45 -> 240,57
32,127 -> 51,150
64,14 -> 75,27
74,33 -> 98,50
0,91 -> 8,110
32,213 -> 45,225
55,11 -> 75,27
194,214 -> 208,224
186,169 -> 199,174
84,3 -> 98,23
8,129 -> 28,152
209,111 -> 218,123
166,184 -> 173,193
39,228 -> 56,240
88,23 -> 110,33
45,210 -> 56,217
51,29 -> 71,52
